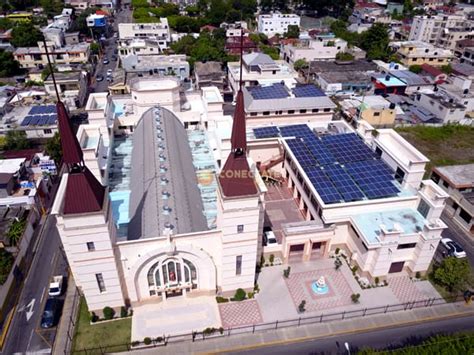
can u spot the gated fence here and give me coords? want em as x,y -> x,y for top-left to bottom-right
71,293 -> 465,354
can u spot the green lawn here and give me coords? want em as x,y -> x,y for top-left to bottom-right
72,297 -> 131,354
396,125 -> 474,175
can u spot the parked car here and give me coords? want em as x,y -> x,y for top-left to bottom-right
107,76 -> 113,82
107,69 -> 113,76
111,55 -> 118,61
263,231 -> 278,246
103,58 -> 109,64
40,298 -> 61,329
441,238 -> 466,258
96,74 -> 104,82
48,275 -> 63,297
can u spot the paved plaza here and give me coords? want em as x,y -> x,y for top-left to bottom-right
218,300 -> 263,328
131,296 -> 221,340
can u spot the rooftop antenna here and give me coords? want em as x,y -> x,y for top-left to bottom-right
42,37 -> 61,102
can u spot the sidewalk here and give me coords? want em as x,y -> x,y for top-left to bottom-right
125,302 -> 474,354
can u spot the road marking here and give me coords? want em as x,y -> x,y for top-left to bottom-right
27,329 -> 34,349
200,310 -> 474,354
25,299 -> 35,322
40,287 -> 46,304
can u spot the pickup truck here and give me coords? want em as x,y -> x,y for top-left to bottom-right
48,275 -> 63,297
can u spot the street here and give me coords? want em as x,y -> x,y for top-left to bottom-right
91,7 -> 132,93
3,215 -> 68,354
229,312 -> 474,354
441,212 -> 474,270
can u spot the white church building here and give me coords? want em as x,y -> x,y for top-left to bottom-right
52,75 -> 448,317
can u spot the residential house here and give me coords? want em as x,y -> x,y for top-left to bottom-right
44,71 -> 89,109
118,20 -> 171,55
121,54 -> 190,81
431,164 -> 474,234
341,95 -> 397,126
194,61 -> 226,91
281,35 -> 348,64
414,92 -> 466,123
392,41 -> 453,67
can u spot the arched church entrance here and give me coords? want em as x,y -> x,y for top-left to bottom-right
146,256 -> 198,299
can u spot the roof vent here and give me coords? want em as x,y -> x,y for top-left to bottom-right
162,190 -> 170,199
425,48 -> 429,53
160,176 -> 168,185
159,154 -> 166,161
385,75 -> 390,81
464,89 -> 469,95
163,205 -> 172,214
160,164 -> 167,173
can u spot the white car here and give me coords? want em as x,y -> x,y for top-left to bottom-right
441,238 -> 466,258
264,231 -> 278,246
107,69 -> 113,75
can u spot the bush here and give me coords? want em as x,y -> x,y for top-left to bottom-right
269,254 -> 275,265
143,337 -> 152,345
283,266 -> 291,278
90,311 -> 98,323
351,265 -> 358,275
219,327 -> 224,334
203,327 -> 216,335
131,341 -> 140,347
215,296 -> 229,303
298,300 -> 306,313
254,283 -> 260,293
351,293 -> 360,303
233,288 -> 246,301
103,306 -> 115,320
335,247 -> 340,255
120,306 -> 128,318
260,254 -> 265,266
155,336 -> 163,343
415,271 -> 421,279
334,257 -> 343,271
374,277 -> 379,285
247,292 -> 254,299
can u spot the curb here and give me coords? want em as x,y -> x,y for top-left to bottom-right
200,308 -> 474,354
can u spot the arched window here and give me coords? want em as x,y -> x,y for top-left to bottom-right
147,257 -> 198,295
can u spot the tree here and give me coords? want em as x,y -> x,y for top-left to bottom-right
261,45 -> 279,60
285,25 -> 300,39
11,22 -> 43,47
90,42 -> 100,55
40,0 -> 63,18
68,7 -> 100,35
433,257 -> 472,293
409,64 -> 422,74
7,218 -> 27,246
441,64 -> 453,74
0,50 -> 21,77
360,23 -> 390,60
293,59 -> 309,71
45,132 -> 62,166
4,131 -> 30,150
336,52 -> 355,61
207,0 -> 230,26
0,249 -> 14,285
304,0 -> 355,19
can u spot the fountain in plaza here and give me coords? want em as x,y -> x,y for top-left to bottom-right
311,276 -> 329,295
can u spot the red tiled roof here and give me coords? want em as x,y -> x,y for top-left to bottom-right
421,64 -> 443,77
56,101 -> 83,164
200,25 -> 217,32
218,154 -> 258,198
2,149 -> 41,161
63,166 -> 105,214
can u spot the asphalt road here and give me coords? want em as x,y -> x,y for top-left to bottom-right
441,212 -> 474,270
4,215 -> 68,354
229,313 -> 474,354
92,7 -> 132,93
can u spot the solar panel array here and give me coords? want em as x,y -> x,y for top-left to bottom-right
21,105 -> 58,127
248,83 -> 289,100
292,85 -> 325,98
253,126 -> 279,139
260,124 -> 402,204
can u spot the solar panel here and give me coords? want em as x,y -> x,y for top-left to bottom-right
47,115 -> 57,125
345,160 -> 399,199
249,83 -> 289,100
321,133 -> 376,163
253,126 -> 279,139
280,124 -> 313,138
46,105 -> 56,113
322,164 -> 365,202
293,85 -> 325,98
37,116 -> 48,125
286,139 -> 318,168
305,166 -> 342,204
29,116 -> 40,125
21,116 -> 32,126
302,135 -> 335,165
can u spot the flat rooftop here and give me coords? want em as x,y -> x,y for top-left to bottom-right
317,71 -> 372,85
352,208 -> 426,244
308,60 -> 378,74
434,163 -> 474,188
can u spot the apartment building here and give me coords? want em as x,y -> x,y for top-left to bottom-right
118,20 -> 171,54
13,41 -> 90,69
341,95 -> 397,126
257,13 -> 300,36
281,36 -> 348,64
121,54 -> 190,81
392,41 -> 453,67
409,15 -> 473,50
414,92 -> 466,123
431,164 -> 474,234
